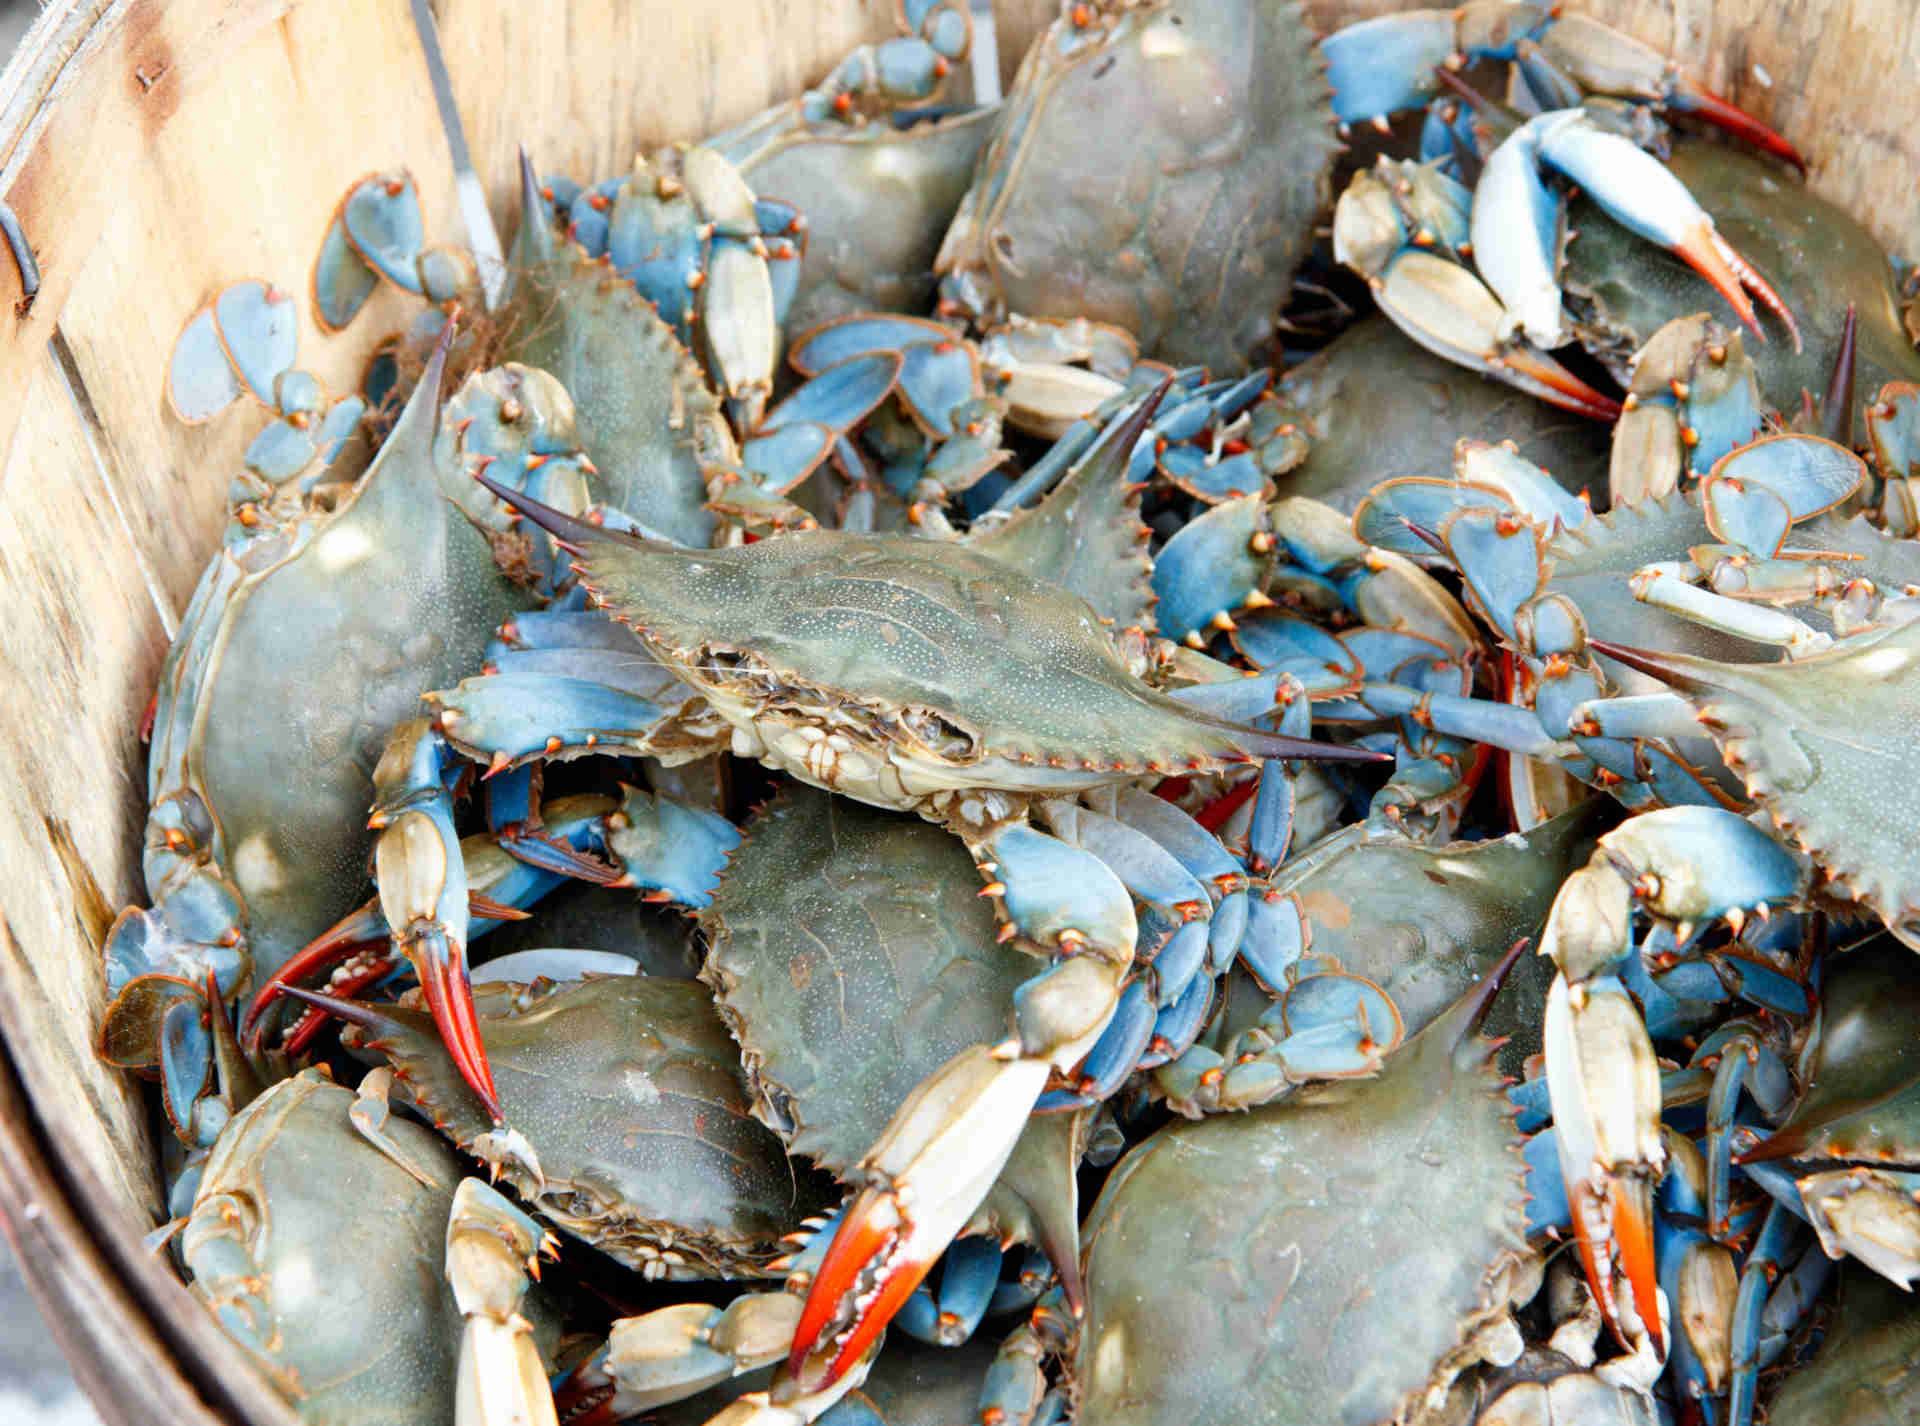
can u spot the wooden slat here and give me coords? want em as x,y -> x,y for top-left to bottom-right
0,349 -> 164,1240
0,1036 -> 303,1426
14,0 -> 466,610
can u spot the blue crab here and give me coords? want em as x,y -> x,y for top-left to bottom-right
294,971 -> 833,1281
179,1066 -> 560,1426
1061,945 -> 1538,1425
97,316 -> 590,1151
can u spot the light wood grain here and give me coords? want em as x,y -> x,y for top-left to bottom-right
0,1 -> 1914,1423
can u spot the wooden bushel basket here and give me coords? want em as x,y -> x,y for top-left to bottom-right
0,2 -> 1911,1422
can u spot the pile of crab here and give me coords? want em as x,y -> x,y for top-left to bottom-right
92,2 -> 1920,1424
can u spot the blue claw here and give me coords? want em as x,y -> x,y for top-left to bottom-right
1441,507 -> 1545,643
1239,888 -> 1307,991
340,172 -> 430,295
1144,920 -> 1209,1009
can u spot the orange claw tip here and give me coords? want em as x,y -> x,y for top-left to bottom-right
1668,219 -> 1766,343
1610,1178 -> 1666,1360
415,945 -> 503,1124
1499,348 -> 1624,422
787,1187 -> 932,1390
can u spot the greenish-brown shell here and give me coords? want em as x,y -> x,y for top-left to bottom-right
948,0 -> 1339,372
1641,619 -> 1920,949
1768,1267 -> 1920,1426
727,108 -> 998,335
699,787 -> 1029,1174
1074,980 -> 1529,1425
577,525 -> 1282,777
1565,142 -> 1920,406
1750,943 -> 1920,1163
500,252 -> 726,547
348,975 -> 830,1278
1274,317 -> 1611,513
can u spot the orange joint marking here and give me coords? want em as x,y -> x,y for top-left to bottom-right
1495,514 -> 1526,536
384,179 -> 406,197
1057,928 -> 1088,950
996,922 -> 1019,944
978,882 -> 1007,898
1682,426 -> 1701,448
1670,378 -> 1690,400
588,193 -> 610,211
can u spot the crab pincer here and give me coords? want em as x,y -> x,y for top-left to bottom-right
1478,109 -> 1800,352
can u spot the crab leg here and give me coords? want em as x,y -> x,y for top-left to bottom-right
1542,969 -> 1667,1358
446,1178 -> 561,1426
1332,166 -> 1623,420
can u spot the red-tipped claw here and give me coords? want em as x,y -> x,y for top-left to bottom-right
1544,971 -> 1668,1360
415,934 -> 503,1125
787,1048 -> 1051,1391
1497,346 -> 1625,422
1669,218 -> 1802,352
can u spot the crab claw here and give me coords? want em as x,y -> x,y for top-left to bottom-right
1526,109 -> 1799,352
1544,970 -> 1667,1359
375,805 -> 504,1127
787,1047 -> 1052,1392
